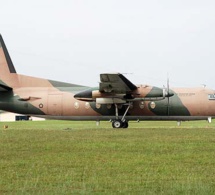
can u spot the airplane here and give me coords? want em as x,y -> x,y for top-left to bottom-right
0,34 -> 215,128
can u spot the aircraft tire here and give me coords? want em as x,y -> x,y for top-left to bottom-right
112,120 -> 122,128
122,121 -> 129,128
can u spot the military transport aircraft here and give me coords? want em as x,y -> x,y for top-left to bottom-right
0,35 -> 215,128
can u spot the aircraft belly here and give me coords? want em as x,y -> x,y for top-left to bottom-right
34,115 -> 214,121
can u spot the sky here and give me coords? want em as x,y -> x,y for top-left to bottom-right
1,0 -> 215,88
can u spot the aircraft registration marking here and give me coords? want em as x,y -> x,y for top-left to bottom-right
208,94 -> 215,100
177,93 -> 195,97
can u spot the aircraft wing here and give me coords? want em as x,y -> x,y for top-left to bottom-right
99,73 -> 137,93
74,73 -> 138,102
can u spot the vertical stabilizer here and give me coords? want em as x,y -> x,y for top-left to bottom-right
0,34 -> 16,74
0,34 -> 19,90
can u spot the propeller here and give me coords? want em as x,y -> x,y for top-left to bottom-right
163,76 -> 171,116
166,77 -> 170,116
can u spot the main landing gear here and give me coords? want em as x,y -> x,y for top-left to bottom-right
112,119 -> 128,128
112,103 -> 131,129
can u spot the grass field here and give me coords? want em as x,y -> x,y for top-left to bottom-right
1,120 -> 215,194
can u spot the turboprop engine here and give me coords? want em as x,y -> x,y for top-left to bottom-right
74,85 -> 174,104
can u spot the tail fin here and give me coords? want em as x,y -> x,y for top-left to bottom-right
0,34 -> 16,74
0,35 -> 18,91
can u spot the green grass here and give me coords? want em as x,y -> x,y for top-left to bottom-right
1,120 -> 215,194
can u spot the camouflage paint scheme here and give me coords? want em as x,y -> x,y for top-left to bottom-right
0,35 -> 215,128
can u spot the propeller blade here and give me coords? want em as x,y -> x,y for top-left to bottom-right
167,76 -> 170,116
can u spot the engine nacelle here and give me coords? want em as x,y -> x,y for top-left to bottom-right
74,86 -> 174,102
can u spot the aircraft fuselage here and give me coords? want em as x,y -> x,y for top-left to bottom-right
0,85 -> 214,122
0,34 -> 215,128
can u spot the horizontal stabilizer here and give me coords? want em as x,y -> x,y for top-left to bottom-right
0,80 -> 12,91
18,96 -> 41,101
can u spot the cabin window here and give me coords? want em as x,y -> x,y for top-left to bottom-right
85,102 -> 90,109
150,102 -> 156,109
74,102 -> 79,109
107,104 -> 112,109
96,103 -> 101,109
118,104 -> 122,109
139,101 -> 144,109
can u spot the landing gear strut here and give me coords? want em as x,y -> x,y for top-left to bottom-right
112,103 -> 131,128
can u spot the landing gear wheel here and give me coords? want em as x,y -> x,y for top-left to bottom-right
122,121 -> 129,128
112,120 -> 122,128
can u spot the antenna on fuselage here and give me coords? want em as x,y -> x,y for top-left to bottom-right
201,84 -> 206,88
